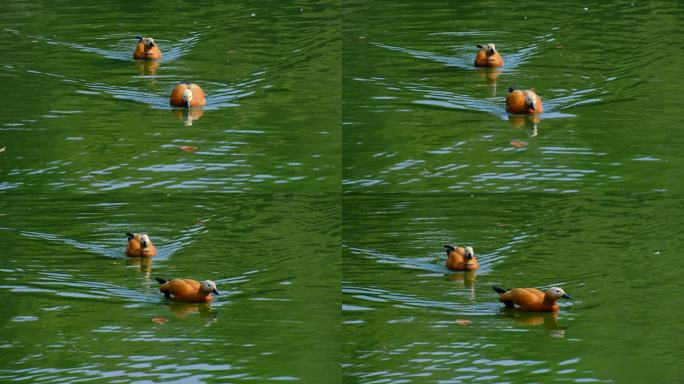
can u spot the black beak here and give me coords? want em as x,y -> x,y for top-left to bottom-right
212,289 -> 220,295
562,293 -> 571,299
149,42 -> 155,47
141,240 -> 148,248
488,48 -> 495,54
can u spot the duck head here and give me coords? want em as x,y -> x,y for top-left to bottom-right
201,280 -> 220,295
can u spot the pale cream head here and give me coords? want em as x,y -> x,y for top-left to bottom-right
483,43 -> 496,54
182,88 -> 193,106
464,246 -> 475,259
142,37 -> 156,47
547,287 -> 571,299
201,280 -> 219,295
524,91 -> 537,110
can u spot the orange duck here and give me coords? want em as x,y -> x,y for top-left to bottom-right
474,44 -> 504,67
126,232 -> 157,257
155,277 -> 219,303
170,82 -> 207,108
506,87 -> 543,114
444,245 -> 480,271
133,36 -> 162,60
493,286 -> 571,312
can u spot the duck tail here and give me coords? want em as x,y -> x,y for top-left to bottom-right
492,286 -> 508,294
508,87 -> 516,93
444,244 -> 456,253
155,277 -> 167,285
126,232 -> 135,240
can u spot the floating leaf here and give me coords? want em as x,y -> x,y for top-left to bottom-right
510,140 -> 527,148
180,146 -> 198,153
456,319 -> 472,326
152,317 -> 168,324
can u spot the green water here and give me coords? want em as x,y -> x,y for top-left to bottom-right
0,0 -> 340,382
1,0 -> 684,383
341,1 -> 683,383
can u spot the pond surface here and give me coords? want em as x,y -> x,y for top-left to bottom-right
342,1 -> 684,383
1,193 -> 339,382
0,0 -> 339,382
343,1 -> 683,194
343,193 -> 683,383
2,0 -> 684,383
1,0 -> 339,194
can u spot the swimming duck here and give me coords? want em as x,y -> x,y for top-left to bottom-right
170,82 -> 207,108
493,286 -> 571,312
126,232 -> 157,257
155,278 -> 220,303
444,245 -> 480,271
506,87 -> 543,114
133,36 -> 162,60
474,44 -> 504,67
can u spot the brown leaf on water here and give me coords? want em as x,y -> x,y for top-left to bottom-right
180,146 -> 198,153
456,319 -> 472,326
152,317 -> 168,324
511,140 -> 528,148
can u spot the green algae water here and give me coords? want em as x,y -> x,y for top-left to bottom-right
0,1 -> 340,382
2,0 -> 684,383
342,1 -> 684,383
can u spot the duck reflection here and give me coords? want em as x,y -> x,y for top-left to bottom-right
476,68 -> 501,96
173,107 -> 205,126
499,309 -> 567,334
447,270 -> 476,298
167,302 -> 218,321
446,270 -> 476,287
126,256 -> 153,278
508,114 -> 541,137
135,60 -> 160,76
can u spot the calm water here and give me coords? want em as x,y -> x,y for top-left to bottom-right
1,0 -> 339,194
0,0 -> 340,383
343,194 -> 684,383
2,0 -> 684,383
343,1 -> 684,193
1,194 -> 339,382
342,1 -> 683,384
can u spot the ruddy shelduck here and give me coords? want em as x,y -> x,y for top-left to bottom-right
170,82 -> 207,108
474,44 -> 504,67
444,245 -> 480,271
155,277 -> 219,303
506,87 -> 544,114
133,36 -> 162,60
126,232 -> 157,257
493,286 -> 571,312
